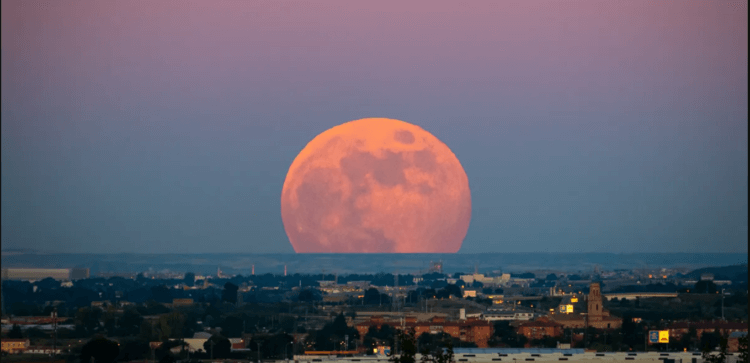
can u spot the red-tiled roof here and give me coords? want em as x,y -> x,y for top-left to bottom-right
669,321 -> 748,330
519,320 -> 562,328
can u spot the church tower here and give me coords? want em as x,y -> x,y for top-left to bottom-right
587,282 -> 603,324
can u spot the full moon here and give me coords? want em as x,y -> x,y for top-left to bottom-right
281,118 -> 471,253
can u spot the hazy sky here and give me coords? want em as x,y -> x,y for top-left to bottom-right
2,1 -> 747,254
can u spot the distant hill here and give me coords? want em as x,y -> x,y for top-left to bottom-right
686,264 -> 748,282
1,252 -> 747,275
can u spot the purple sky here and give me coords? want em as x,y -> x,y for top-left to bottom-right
2,1 -> 747,254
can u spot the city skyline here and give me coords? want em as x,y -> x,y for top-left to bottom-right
1,1 -> 747,254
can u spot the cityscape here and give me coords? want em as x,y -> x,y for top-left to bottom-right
1,1 -> 747,363
0,258 -> 747,362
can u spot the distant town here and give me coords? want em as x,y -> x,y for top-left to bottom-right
0,262 -> 747,363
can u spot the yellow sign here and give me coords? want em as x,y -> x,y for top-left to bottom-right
571,297 -> 578,303
566,304 -> 574,313
658,331 -> 669,343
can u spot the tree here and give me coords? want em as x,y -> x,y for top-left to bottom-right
118,339 -> 150,362
702,335 -> 728,363
364,325 -> 396,354
679,327 -> 698,351
184,272 -> 195,287
298,289 -> 319,302
155,340 -> 187,361
491,321 -> 527,348
219,315 -> 245,338
364,288 -> 389,305
391,329 -> 417,363
203,334 -> 231,359
8,324 -> 23,339
157,311 -> 185,340
222,282 -> 239,304
546,274 -> 558,281
418,332 -> 454,362
24,327 -> 47,339
249,333 -> 294,359
76,307 -> 103,335
81,336 -> 120,363
151,285 -> 173,303
738,335 -> 748,363
695,280 -> 719,294
442,284 -> 462,299
119,308 -> 144,337
701,330 -> 722,352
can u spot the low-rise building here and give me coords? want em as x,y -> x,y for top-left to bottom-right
24,346 -> 63,355
1,338 -> 30,354
481,311 -> 535,322
2,268 -> 72,281
172,298 -> 194,307
668,321 -> 748,340
727,331 -> 747,352
356,315 -> 493,348
518,317 -> 563,340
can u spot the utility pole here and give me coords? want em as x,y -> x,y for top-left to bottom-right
52,308 -> 58,359
257,341 -> 262,363
210,339 -> 215,360
721,289 -> 725,320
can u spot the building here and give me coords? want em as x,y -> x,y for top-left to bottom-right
518,317 -> 563,340
356,316 -> 493,348
603,292 -> 678,301
460,274 -> 511,286
464,290 -> 478,298
172,298 -> 194,307
1,338 -> 30,353
229,338 -> 246,350
727,331 -> 747,352
70,268 -> 90,280
2,268 -> 72,281
4,316 -> 62,325
550,282 -> 622,329
24,346 -> 63,355
668,321 -> 748,340
481,311 -> 535,322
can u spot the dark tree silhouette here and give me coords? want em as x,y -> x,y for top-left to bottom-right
8,324 -> 23,339
694,280 -> 719,294
391,329 -> 417,363
117,339 -> 150,362
364,288 -> 390,305
702,335 -> 728,363
150,285 -> 172,303
222,282 -> 239,304
203,334 -> 231,359
80,336 -> 120,363
183,272 -> 195,287
298,289 -> 319,302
